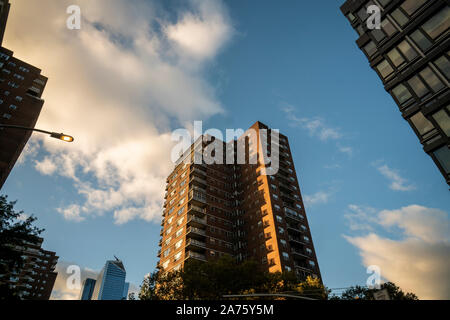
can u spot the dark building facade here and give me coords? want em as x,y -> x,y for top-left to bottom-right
0,0 -> 47,189
79,278 -> 96,300
0,0 -> 10,45
341,0 -> 450,185
157,122 -> 321,281
0,237 -> 58,300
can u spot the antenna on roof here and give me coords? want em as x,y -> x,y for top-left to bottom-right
114,255 -> 120,261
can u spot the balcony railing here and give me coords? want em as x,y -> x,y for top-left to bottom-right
186,238 -> 207,248
187,215 -> 207,226
189,190 -> 207,204
186,226 -> 206,236
185,251 -> 207,261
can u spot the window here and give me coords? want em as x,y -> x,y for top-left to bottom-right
309,260 -> 316,267
9,105 -> 17,110
391,8 -> 409,27
162,260 -> 170,269
387,48 -> 405,68
282,252 -> 289,260
422,7 -> 450,40
433,146 -> 450,174
408,76 -> 429,98
432,109 -> 450,137
420,67 -> 445,92
276,215 -> 283,223
347,12 -> 356,23
163,248 -> 171,258
392,84 -> 413,105
175,227 -> 183,237
376,60 -> 394,79
378,0 -> 392,8
174,251 -> 182,262
410,29 -> 432,51
434,55 -> 450,80
400,0 -> 427,16
410,112 -> 434,136
2,113 -> 11,119
397,40 -> 417,61
363,41 -> 377,57
381,19 -> 397,37
278,227 -> 285,234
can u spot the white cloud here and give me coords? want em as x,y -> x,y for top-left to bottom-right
344,205 -> 450,299
50,261 -> 99,300
165,0 -> 233,61
4,0 -> 233,224
303,190 -> 333,207
34,157 -> 57,176
281,103 -> 353,156
376,163 -> 416,191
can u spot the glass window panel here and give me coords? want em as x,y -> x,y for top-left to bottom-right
363,41 -> 377,56
410,112 -> 434,135
422,7 -> 450,40
434,56 -> 450,80
432,110 -> 450,136
382,19 -> 397,36
387,48 -> 405,67
378,0 -> 392,8
347,12 -> 356,22
420,67 -> 445,92
391,9 -> 409,27
392,84 -> 413,104
358,7 -> 368,21
376,60 -> 394,79
401,0 -> 427,16
433,146 -> 450,174
372,29 -> 386,42
397,40 -> 418,61
408,76 -> 429,98
410,29 -> 432,51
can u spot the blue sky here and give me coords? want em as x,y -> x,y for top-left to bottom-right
2,0 -> 449,299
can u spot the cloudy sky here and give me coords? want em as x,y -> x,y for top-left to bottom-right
2,0 -> 449,299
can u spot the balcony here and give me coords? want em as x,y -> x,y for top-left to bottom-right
189,190 -> 207,207
187,215 -> 207,228
288,235 -> 308,246
186,226 -> 206,239
187,205 -> 206,217
190,175 -> 207,187
157,249 -> 161,257
191,165 -> 207,178
185,251 -> 207,262
291,248 -> 309,259
186,238 -> 207,250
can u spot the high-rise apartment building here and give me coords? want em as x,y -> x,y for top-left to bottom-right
341,0 -> 450,185
0,237 -> 58,300
0,0 -> 10,45
0,0 -> 48,189
157,122 -> 321,281
91,257 -> 128,300
79,278 -> 96,300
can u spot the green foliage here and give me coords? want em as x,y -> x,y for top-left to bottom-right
0,195 -> 44,300
334,282 -> 418,300
139,256 -> 329,300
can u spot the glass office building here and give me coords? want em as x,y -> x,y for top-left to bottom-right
79,278 -> 96,300
91,258 -> 127,300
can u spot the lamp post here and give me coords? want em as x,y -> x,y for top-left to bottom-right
0,124 -> 74,142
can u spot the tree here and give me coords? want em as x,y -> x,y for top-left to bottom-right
139,255 -> 328,300
295,275 -> 330,300
335,282 -> 418,300
0,195 -> 44,300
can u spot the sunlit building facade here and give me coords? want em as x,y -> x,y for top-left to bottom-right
157,121 -> 321,281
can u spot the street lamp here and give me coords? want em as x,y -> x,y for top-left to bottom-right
0,124 -> 74,142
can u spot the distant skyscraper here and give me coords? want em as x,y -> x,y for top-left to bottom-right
91,257 -> 127,300
0,237 -> 58,300
341,0 -> 450,185
0,0 -> 48,189
79,278 -> 96,300
157,121 -> 321,281
122,282 -> 130,300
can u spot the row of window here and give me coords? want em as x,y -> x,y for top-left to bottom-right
391,60 -> 448,110
362,5 -> 449,60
